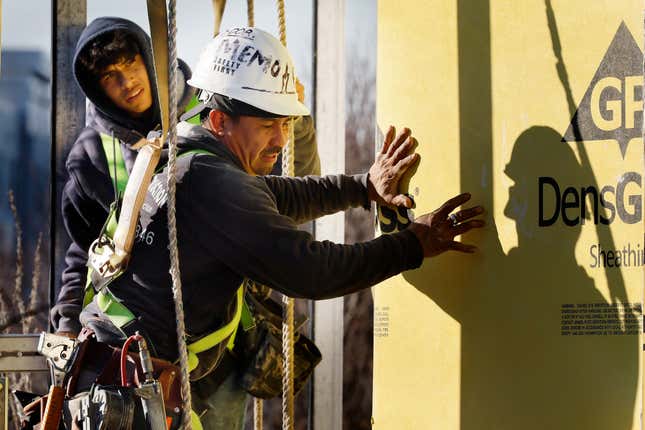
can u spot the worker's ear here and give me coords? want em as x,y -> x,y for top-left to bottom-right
208,110 -> 230,137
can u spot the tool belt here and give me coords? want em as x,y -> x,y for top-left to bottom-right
20,328 -> 183,430
235,289 -> 322,399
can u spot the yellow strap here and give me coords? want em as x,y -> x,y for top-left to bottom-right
187,285 -> 243,371
99,133 -> 129,195
188,285 -> 243,353
187,350 -> 199,373
82,276 -> 95,308
95,289 -> 136,328
191,410 -> 204,430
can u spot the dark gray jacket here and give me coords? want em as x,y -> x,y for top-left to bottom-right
79,123 -> 423,360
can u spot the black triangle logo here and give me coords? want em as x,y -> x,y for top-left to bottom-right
562,21 -> 643,158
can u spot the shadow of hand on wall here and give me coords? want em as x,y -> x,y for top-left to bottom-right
403,126 -> 638,430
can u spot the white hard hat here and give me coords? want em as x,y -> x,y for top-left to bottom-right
187,27 -> 309,117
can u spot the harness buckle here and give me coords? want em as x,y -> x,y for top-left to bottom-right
88,236 -> 127,291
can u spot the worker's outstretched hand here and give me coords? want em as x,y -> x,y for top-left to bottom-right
367,126 -> 419,208
409,193 -> 485,257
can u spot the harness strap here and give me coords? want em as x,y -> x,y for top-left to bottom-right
186,285 -> 244,372
83,134 -> 127,308
99,134 -> 129,195
183,94 -> 202,125
81,203 -> 119,309
111,139 -> 162,265
95,288 -> 136,328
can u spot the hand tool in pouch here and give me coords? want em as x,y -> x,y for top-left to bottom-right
37,333 -> 78,430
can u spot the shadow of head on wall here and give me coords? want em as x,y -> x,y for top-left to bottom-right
401,125 -> 638,430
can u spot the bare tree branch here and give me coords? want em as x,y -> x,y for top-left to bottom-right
8,190 -> 25,322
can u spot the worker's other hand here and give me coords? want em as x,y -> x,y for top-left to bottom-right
296,78 -> 305,103
409,192 -> 485,257
367,126 -> 419,208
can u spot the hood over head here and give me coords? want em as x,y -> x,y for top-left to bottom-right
73,17 -> 161,136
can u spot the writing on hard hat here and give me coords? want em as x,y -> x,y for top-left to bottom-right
187,27 -> 309,117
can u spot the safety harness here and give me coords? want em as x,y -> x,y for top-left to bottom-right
83,133 -> 253,375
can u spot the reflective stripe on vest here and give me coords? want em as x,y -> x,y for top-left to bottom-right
187,285 -> 243,372
82,135 -> 129,308
100,133 -> 129,196
184,94 -> 202,125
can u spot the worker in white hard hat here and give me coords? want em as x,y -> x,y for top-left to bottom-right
77,27 -> 485,429
181,26 -> 319,176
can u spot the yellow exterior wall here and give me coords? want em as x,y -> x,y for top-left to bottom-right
373,1 -> 643,429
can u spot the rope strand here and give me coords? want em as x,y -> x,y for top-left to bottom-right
246,3 -> 265,430
281,292 -> 295,430
254,397 -> 263,430
277,0 -> 287,46
276,1 -> 296,429
166,0 -> 193,428
247,0 -> 255,27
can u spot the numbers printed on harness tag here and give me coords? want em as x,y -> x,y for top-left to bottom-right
135,223 -> 155,246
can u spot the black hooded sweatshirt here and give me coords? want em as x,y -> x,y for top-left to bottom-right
51,17 -> 195,334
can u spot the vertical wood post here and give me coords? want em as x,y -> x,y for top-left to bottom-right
313,0 -> 345,428
50,1 -> 86,321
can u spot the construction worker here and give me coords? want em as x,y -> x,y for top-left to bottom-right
75,27 -> 485,428
50,18 -> 321,339
50,16 -> 192,338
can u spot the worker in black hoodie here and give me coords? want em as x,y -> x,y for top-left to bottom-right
49,17 -> 196,337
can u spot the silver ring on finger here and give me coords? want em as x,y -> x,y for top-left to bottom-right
449,213 -> 458,227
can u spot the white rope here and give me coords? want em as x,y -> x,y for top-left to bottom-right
276,1 -> 296,429
166,0 -> 193,428
281,290 -> 295,430
280,121 -> 296,430
245,3 -> 266,430
253,396 -> 263,430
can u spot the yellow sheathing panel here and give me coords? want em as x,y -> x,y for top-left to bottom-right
374,2 -> 462,429
374,1 -> 643,429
